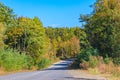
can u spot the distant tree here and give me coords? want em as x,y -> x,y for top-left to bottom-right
70,37 -> 80,57
45,27 -> 56,40
45,27 -> 83,58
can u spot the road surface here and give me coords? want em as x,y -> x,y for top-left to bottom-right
0,59 -> 75,80
0,59 -> 107,80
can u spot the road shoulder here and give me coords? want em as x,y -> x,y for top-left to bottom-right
68,69 -> 108,80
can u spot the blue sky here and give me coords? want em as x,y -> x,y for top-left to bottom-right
1,0 -> 96,27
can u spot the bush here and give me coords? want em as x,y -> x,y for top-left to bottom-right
88,56 -> 99,68
0,49 -> 33,71
77,47 -> 99,63
104,56 -> 111,64
113,58 -> 120,65
80,60 -> 89,69
80,56 -> 99,69
38,58 -> 51,69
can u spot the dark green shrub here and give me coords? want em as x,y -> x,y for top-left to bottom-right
77,47 -> 99,68
113,58 -> 120,65
80,56 -> 99,69
77,47 -> 99,63
104,56 -> 111,64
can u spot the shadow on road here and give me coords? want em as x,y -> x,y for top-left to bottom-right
45,59 -> 74,71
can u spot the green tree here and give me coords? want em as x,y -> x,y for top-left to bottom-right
0,2 -> 18,49
17,17 -> 46,64
5,26 -> 23,50
74,27 -> 89,50
0,2 -> 15,25
80,0 -> 120,58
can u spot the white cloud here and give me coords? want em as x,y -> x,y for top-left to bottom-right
49,24 -> 61,27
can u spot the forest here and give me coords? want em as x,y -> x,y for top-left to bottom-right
0,0 -> 120,78
0,2 -> 84,71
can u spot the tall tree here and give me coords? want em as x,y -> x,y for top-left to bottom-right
80,0 -> 120,58
17,17 -> 47,64
0,2 -> 17,49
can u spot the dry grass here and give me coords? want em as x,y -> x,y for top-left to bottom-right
88,68 -> 100,75
88,61 -> 120,80
79,56 -> 120,80
0,69 -> 6,75
98,61 -> 114,73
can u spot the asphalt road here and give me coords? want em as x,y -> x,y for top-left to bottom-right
0,59 -> 75,80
